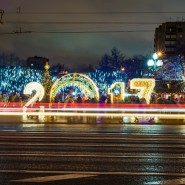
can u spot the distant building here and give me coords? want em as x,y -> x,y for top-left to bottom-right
26,56 -> 49,70
154,22 -> 185,57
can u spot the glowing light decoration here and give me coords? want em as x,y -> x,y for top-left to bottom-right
130,78 -> 155,104
50,73 -> 99,102
23,82 -> 45,107
108,82 -> 125,103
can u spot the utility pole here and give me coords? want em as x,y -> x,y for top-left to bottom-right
17,7 -> 21,14
0,10 -> 4,24
15,7 -> 22,33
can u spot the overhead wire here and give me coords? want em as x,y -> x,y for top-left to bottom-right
2,10 -> 182,35
4,21 -> 163,25
0,30 -> 154,35
4,11 -> 185,15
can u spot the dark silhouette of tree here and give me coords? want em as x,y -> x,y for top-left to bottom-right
50,63 -> 69,75
124,55 -> 147,79
99,54 -> 110,71
98,48 -> 147,79
99,47 -> 125,71
110,47 -> 125,69
0,53 -> 26,66
86,64 -> 95,73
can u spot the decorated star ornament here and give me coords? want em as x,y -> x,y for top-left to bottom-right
73,73 -> 78,80
44,62 -> 50,70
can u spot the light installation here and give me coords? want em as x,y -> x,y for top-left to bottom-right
130,79 -> 155,104
50,73 -> 100,102
1,67 -> 184,120
107,79 -> 155,104
108,82 -> 125,103
23,82 -> 45,107
22,76 -> 156,106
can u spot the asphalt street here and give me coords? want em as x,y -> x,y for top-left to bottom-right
0,116 -> 184,185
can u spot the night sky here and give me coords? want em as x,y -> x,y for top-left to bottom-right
1,0 -> 185,70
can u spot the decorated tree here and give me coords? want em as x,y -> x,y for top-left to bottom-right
41,62 -> 53,102
158,56 -> 184,80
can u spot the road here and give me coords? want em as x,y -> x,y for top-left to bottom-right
0,117 -> 184,185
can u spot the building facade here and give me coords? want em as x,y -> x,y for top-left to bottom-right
154,22 -> 185,58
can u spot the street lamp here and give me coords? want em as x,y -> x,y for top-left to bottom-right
147,52 -> 163,75
121,67 -> 125,72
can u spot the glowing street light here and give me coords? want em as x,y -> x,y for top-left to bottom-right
147,59 -> 155,67
156,60 -> 163,67
121,67 -> 125,71
147,52 -> 163,69
153,53 -> 158,60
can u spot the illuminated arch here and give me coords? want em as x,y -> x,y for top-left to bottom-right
50,73 -> 99,102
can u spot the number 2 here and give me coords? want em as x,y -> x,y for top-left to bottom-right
23,82 -> 45,107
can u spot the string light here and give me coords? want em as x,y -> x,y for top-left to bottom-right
50,73 -> 99,102
108,82 -> 125,103
130,78 -> 155,104
23,82 -> 45,107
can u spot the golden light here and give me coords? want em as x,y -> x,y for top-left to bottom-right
108,82 -> 125,103
44,62 -> 50,70
130,78 -> 155,104
50,73 -> 99,102
0,111 -> 185,119
157,51 -> 162,57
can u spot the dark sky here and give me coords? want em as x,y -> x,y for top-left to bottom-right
1,0 -> 185,70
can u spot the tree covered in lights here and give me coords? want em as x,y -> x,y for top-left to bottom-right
158,56 -> 184,80
41,62 -> 53,102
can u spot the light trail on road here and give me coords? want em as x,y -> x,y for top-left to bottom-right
0,111 -> 184,119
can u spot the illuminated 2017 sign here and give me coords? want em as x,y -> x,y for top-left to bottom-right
23,73 -> 155,106
130,79 -> 155,104
108,79 -> 155,104
23,82 -> 45,107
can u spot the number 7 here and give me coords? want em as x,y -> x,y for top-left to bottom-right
130,79 -> 155,104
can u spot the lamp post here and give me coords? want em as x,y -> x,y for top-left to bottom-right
147,52 -> 163,77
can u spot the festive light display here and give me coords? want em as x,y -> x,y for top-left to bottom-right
0,66 -> 42,93
87,69 -> 126,93
158,57 -> 184,80
23,82 -> 45,107
22,78 -> 155,105
130,79 -> 155,104
5,76 -> 156,105
41,62 -> 53,102
0,62 -> 184,94
108,82 -> 125,103
0,65 -> 184,105
50,73 -> 99,102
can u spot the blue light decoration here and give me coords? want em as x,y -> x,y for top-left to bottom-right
86,69 -> 126,93
1,61 -> 183,96
0,66 -> 43,93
